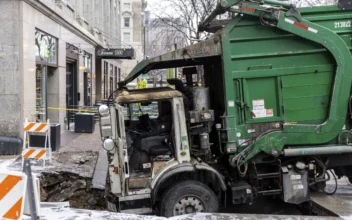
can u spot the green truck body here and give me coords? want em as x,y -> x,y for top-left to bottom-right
101,2 -> 352,215
121,4 -> 352,164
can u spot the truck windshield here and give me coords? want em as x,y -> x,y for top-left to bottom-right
123,101 -> 159,121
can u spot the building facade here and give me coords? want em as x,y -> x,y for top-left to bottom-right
120,0 -> 146,81
0,0 -> 123,136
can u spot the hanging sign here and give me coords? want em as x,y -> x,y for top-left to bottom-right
97,48 -> 135,59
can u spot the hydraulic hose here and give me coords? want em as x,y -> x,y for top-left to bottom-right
318,170 -> 338,195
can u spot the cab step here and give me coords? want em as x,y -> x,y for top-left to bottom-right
120,208 -> 152,214
119,193 -> 152,214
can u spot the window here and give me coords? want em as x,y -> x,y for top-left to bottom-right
103,62 -> 108,99
129,102 -> 159,121
123,32 -> 131,42
124,3 -> 130,9
83,53 -> 92,70
110,64 -> 114,95
124,17 -> 130,27
35,29 -> 58,65
36,65 -> 47,122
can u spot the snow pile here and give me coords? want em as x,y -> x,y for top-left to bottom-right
38,207 -> 166,220
0,156 -> 18,169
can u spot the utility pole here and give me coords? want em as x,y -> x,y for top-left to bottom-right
142,0 -> 146,59
174,41 -> 177,78
144,26 -> 146,59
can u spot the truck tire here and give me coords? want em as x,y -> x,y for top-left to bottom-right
160,180 -> 219,217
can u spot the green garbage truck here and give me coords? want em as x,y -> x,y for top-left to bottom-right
98,0 -> 352,216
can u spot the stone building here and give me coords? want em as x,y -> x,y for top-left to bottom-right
0,0 -> 122,136
120,0 -> 146,81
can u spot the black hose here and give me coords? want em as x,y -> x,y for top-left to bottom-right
309,156 -> 326,180
309,177 -> 329,187
322,170 -> 338,195
237,154 -> 248,177
259,10 -> 277,27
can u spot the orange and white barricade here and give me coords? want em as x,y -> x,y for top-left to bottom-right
22,119 -> 52,166
0,170 -> 27,220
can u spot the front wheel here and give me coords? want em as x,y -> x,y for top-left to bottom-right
160,180 -> 219,217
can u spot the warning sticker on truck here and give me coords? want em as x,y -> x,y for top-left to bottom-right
290,175 -> 301,180
293,184 -> 304,190
266,109 -> 273,117
252,99 -> 265,110
252,109 -> 266,118
251,99 -> 274,118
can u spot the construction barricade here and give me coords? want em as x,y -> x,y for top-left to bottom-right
22,119 -> 52,166
23,173 -> 40,217
0,170 -> 27,220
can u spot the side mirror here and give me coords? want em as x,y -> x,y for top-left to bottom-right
99,105 -> 110,117
103,138 -> 115,151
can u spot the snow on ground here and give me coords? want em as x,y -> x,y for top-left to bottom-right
24,207 -> 339,220
0,155 -> 346,220
0,155 -> 18,169
37,207 -> 165,220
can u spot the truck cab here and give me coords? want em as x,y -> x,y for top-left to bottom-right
99,87 -> 225,216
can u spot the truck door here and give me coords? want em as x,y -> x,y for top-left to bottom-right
116,104 -> 130,195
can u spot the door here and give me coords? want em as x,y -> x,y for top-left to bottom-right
66,61 -> 77,129
103,61 -> 108,99
110,76 -> 113,95
114,66 -> 118,90
84,72 -> 91,106
116,104 -> 129,195
35,65 -> 47,122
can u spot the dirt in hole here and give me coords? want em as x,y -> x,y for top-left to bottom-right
40,171 -> 107,210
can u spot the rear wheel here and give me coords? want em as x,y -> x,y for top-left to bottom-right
160,180 -> 219,217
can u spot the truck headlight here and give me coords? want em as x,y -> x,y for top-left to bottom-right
99,105 -> 110,117
103,138 -> 115,151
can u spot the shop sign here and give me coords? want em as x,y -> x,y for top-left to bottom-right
97,48 -> 135,59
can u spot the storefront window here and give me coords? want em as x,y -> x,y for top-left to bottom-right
84,53 -> 92,71
110,64 -> 113,95
36,65 -> 47,122
84,72 -> 91,106
103,61 -> 108,99
35,29 -> 58,65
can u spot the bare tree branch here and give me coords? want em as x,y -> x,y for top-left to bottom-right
149,0 -> 218,43
289,0 -> 336,7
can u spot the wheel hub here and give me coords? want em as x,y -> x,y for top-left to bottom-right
173,195 -> 205,216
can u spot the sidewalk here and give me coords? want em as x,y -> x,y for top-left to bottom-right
60,124 -> 102,152
0,123 -> 103,174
